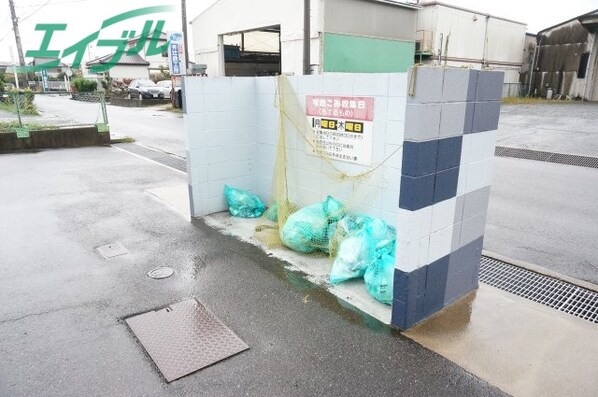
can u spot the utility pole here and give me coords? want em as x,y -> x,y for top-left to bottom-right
303,0 -> 310,75
181,0 -> 190,73
8,0 -> 25,66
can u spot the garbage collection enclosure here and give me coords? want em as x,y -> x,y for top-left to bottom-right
183,67 -> 502,329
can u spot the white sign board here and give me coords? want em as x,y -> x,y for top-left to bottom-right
167,32 -> 186,76
306,95 -> 375,166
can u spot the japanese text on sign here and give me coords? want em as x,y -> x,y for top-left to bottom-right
306,95 -> 374,166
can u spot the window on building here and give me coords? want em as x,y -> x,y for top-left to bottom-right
578,52 -> 589,79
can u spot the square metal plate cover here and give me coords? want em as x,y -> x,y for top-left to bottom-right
96,242 -> 128,259
125,298 -> 249,382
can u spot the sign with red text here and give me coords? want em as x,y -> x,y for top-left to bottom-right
306,95 -> 374,166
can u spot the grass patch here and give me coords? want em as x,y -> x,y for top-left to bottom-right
0,100 -> 39,115
160,104 -> 183,114
0,120 -> 50,132
501,97 -> 578,105
110,135 -> 136,143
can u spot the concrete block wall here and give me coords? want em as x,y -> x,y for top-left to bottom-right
184,77 -> 258,216
392,67 -> 502,330
184,68 -> 501,330
185,73 -> 409,229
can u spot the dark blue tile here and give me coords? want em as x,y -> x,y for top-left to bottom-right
476,71 -> 504,101
402,140 -> 439,177
392,267 -> 428,330
433,166 -> 459,203
472,101 -> 501,133
466,70 -> 478,102
399,174 -> 435,210
436,136 -> 463,171
463,102 -> 475,134
423,256 -> 450,317
393,267 -> 427,303
445,237 -> 484,304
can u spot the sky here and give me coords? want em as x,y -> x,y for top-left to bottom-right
0,0 -> 596,65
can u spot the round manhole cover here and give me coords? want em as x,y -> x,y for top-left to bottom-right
148,267 -> 174,279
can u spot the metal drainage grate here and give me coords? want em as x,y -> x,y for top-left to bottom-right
480,256 -> 598,324
114,143 -> 187,172
495,146 -> 598,169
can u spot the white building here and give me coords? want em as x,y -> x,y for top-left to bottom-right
85,31 -> 169,80
416,1 -> 527,95
190,0 -> 418,77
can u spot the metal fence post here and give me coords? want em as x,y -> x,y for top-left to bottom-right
100,93 -> 109,125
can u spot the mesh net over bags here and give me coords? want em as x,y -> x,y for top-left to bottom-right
255,75 -> 400,260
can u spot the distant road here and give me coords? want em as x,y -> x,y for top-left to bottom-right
35,94 -> 186,157
486,156 -> 598,285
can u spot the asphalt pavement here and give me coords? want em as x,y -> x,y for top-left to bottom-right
33,94 -> 186,157
497,102 -> 598,157
0,147 -> 505,397
485,156 -> 598,285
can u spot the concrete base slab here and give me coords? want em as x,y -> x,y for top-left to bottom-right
146,184 -> 191,220
405,284 -> 598,397
203,212 -> 392,324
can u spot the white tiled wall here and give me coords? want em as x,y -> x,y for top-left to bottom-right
184,73 -> 409,230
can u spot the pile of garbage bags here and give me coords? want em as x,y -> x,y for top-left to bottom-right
224,187 -> 395,305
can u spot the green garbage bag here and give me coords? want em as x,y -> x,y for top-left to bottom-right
280,196 -> 346,253
329,215 -> 396,285
364,252 -> 395,305
224,185 -> 266,218
264,203 -> 279,222
329,229 -> 377,284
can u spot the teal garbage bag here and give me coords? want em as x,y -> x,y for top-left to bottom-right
224,185 -> 266,218
329,215 -> 396,285
329,229 -> 377,284
364,252 -> 395,305
280,196 -> 346,253
264,203 -> 279,222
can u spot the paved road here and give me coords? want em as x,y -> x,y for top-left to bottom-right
0,147 -> 505,397
30,95 -> 598,284
486,156 -> 598,285
497,102 -> 598,157
34,94 -> 186,157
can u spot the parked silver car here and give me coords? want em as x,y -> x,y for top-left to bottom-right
128,79 -> 163,100
156,80 -> 181,100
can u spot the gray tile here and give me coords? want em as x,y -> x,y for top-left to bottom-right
451,220 -> 463,252
442,68 -> 474,103
463,186 -> 491,219
472,101 -> 501,133
404,104 -> 441,141
407,67 -> 445,104
459,211 -> 487,247
476,70 -> 504,101
454,195 -> 465,223
439,102 -> 467,138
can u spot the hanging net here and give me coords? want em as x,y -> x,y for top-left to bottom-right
255,75 -> 401,259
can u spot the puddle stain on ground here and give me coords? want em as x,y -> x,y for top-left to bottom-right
190,217 -> 398,336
